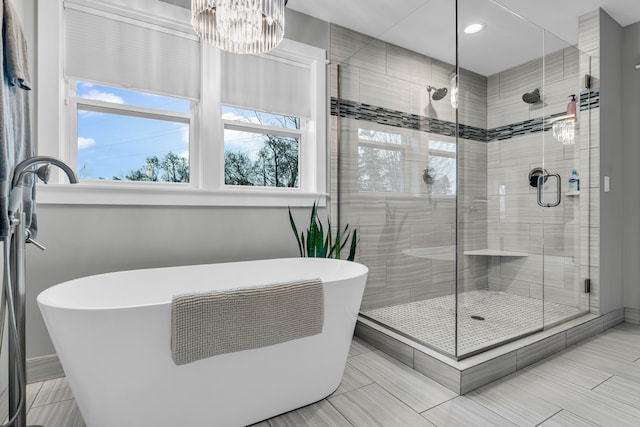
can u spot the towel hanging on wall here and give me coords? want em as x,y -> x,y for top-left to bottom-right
0,0 -> 36,239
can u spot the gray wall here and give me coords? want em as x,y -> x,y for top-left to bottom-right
598,11 -> 624,315
24,7 -> 330,358
577,9 -> 625,316
622,21 -> 640,312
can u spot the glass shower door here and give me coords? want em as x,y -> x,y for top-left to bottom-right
454,0 -> 593,359
541,34 -> 591,329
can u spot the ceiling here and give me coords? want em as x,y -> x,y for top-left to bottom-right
165,0 -> 640,75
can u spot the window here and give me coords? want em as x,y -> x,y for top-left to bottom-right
74,82 -> 191,182
223,106 -> 301,188
36,0 -> 327,206
426,140 -> 456,196
358,128 -> 405,192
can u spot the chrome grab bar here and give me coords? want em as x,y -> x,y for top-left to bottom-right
537,173 -> 561,207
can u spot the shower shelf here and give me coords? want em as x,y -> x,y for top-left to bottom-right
463,249 -> 528,257
403,247 -> 527,260
566,191 -> 580,197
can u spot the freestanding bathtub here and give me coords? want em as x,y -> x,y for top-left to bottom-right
37,258 -> 368,427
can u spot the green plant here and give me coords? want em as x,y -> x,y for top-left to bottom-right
288,201 -> 358,261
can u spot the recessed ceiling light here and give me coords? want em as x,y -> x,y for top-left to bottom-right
464,23 -> 484,34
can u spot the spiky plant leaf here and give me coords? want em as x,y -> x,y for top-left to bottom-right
288,207 -> 303,257
287,199 -> 359,261
347,229 -> 358,261
316,219 -> 325,257
327,218 -> 335,258
339,230 -> 351,252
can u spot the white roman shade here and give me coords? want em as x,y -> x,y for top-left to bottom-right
221,51 -> 311,118
64,4 -> 200,100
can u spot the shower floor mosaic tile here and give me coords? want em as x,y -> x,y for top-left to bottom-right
362,290 -> 583,356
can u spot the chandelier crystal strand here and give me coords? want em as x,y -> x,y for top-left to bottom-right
192,0 -> 285,54
552,119 -> 576,145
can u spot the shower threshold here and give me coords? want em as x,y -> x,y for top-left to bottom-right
361,290 -> 583,358
356,300 -> 624,394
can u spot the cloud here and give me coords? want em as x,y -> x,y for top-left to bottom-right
179,150 -> 189,160
78,137 -> 96,149
180,124 -> 189,143
82,89 -> 124,104
221,111 -> 262,125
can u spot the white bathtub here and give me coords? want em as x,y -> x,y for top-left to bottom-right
37,258 -> 368,427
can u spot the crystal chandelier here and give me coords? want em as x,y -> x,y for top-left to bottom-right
192,0 -> 287,54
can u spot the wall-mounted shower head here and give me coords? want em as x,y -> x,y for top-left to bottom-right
427,85 -> 448,101
522,88 -> 541,104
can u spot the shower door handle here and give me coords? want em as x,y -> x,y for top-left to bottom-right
537,173 -> 561,207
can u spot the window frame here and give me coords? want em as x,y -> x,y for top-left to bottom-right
356,127 -> 408,194
70,83 -> 195,184
222,106 -> 304,189
36,0 -> 327,207
426,139 -> 457,197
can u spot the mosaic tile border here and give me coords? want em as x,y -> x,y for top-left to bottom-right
580,87 -> 600,111
331,88 -> 600,143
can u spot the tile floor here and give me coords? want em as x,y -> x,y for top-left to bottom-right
7,322 -> 640,426
362,290 -> 583,355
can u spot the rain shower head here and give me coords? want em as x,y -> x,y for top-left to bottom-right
427,85 -> 448,101
522,88 -> 541,104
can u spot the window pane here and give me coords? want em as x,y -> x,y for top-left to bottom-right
358,128 -> 403,145
76,81 -> 190,113
358,145 -> 404,192
222,105 -> 300,130
78,108 -> 189,182
428,139 -> 456,153
426,155 -> 456,195
224,128 -> 299,188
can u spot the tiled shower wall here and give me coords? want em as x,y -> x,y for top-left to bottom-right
330,23 -> 596,313
329,24 -> 488,311
485,46 -> 590,311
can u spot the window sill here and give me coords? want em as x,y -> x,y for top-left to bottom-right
36,183 -> 327,207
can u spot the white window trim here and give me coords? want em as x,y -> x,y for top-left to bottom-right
221,111 -> 304,189
70,84 -> 195,184
36,0 -> 327,207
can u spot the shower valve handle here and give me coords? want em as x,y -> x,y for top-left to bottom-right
26,237 -> 46,251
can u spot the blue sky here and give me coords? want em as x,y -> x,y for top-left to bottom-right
221,105 -> 300,162
76,83 -> 301,182
76,82 -> 189,180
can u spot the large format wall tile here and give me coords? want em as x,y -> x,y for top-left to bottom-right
332,22 -> 597,317
386,43 -> 433,86
330,25 -> 386,74
360,69 -> 413,114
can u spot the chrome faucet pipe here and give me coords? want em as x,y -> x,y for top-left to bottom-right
5,156 -> 77,427
8,213 -> 27,427
12,155 -> 79,187
8,156 -> 79,216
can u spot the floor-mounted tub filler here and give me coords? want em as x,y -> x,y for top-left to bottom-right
37,258 -> 368,427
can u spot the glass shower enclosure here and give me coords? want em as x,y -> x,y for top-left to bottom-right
333,0 -> 593,359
